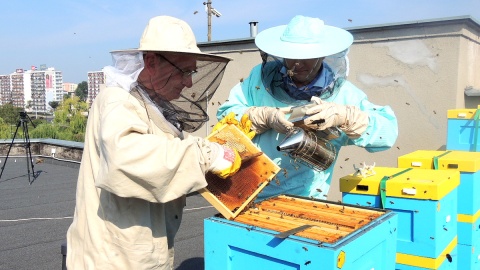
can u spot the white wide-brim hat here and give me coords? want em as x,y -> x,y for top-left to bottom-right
113,16 -> 229,62
255,15 -> 353,59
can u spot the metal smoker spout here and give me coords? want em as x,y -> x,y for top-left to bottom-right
276,128 -> 306,153
277,127 -> 336,172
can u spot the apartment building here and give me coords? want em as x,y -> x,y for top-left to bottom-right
10,72 -> 25,108
0,67 -> 64,114
87,70 -> 105,107
63,82 -> 78,98
0,75 -> 11,105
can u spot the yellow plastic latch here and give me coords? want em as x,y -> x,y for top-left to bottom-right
337,250 -> 346,268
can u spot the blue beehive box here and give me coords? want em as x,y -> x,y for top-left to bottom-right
458,242 -> 480,269
446,108 -> 480,152
204,195 -> 398,270
395,239 -> 457,270
457,214 -> 480,245
398,150 -> 480,269
340,167 -> 459,261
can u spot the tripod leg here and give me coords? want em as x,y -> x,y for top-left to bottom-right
22,121 -> 36,184
0,121 -> 22,180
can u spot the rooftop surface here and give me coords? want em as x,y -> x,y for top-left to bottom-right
0,156 -> 216,270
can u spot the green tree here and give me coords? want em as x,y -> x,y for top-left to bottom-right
0,103 -> 22,125
29,96 -> 89,142
75,81 -> 88,102
49,101 -> 60,110
0,117 -> 14,139
29,122 -> 60,140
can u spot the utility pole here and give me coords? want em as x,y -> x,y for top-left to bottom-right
203,0 -> 221,41
206,0 -> 212,41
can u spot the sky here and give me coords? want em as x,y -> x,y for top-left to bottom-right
1,0 -> 479,83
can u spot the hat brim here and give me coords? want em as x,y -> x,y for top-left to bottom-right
110,48 -> 231,62
255,25 -> 353,59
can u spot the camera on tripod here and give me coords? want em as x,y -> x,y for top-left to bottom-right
0,111 -> 38,184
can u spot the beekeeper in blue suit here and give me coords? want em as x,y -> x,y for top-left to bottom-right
217,15 -> 398,201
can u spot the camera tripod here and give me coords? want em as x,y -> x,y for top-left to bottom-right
0,112 -> 37,184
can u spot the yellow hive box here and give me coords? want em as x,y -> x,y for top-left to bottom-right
447,108 -> 478,119
398,150 -> 480,217
340,167 -> 458,200
340,167 -> 459,260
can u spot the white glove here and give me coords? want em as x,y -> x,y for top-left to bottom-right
303,98 -> 369,138
207,143 -> 241,179
245,106 -> 294,134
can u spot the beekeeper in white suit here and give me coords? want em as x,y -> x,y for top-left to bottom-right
217,15 -> 398,201
66,16 -> 241,269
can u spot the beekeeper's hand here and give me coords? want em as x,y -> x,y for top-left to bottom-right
245,106 -> 294,134
212,112 -> 256,139
208,143 -> 241,179
303,97 -> 369,138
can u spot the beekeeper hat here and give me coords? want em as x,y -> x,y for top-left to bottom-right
112,16 -> 229,62
255,15 -> 353,59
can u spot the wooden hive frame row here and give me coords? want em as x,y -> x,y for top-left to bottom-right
234,195 -> 386,243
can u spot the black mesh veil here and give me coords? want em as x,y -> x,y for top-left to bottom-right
260,54 -> 308,106
104,51 -> 230,133
170,57 -> 229,132
260,49 -> 350,106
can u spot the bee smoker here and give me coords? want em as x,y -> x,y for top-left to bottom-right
277,127 -> 337,171
276,103 -> 339,171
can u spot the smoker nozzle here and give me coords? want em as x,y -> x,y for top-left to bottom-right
276,128 -> 305,152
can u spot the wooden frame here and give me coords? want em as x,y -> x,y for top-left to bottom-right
200,124 -> 280,219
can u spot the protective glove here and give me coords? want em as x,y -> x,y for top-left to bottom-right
303,98 -> 369,138
208,143 -> 242,179
245,106 -> 294,134
212,112 -> 256,139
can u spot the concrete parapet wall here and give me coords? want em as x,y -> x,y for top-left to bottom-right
0,139 -> 83,162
